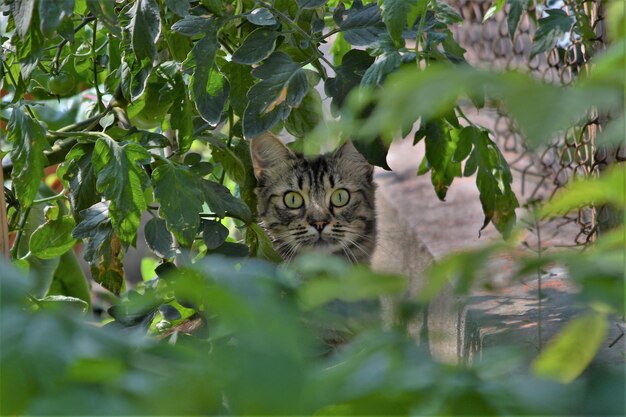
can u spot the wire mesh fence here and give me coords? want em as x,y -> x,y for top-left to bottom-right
450,0 -> 608,245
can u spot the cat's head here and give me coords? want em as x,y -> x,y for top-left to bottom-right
250,133 -> 376,263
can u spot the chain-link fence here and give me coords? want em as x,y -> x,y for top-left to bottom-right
451,0 -> 608,245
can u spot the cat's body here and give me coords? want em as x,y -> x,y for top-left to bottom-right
250,133 -> 376,264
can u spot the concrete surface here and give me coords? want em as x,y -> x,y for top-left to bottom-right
372,136 -> 625,367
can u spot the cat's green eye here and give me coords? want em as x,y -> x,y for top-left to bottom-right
284,191 -> 304,209
330,188 -> 350,207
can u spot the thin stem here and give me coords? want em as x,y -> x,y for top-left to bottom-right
319,28 -> 340,41
261,1 -> 336,73
32,191 -> 67,205
10,206 -> 31,259
0,170 -> 10,259
92,19 -> 105,112
532,208 -> 543,351
219,107 -> 235,185
414,0 -> 430,68
51,15 -> 96,72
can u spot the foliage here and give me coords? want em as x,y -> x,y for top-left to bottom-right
1,0 -> 625,415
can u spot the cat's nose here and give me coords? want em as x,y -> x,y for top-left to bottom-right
310,221 -> 328,232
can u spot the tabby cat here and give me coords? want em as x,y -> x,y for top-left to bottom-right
250,132 -> 377,264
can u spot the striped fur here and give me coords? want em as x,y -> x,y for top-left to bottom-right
250,133 -> 376,264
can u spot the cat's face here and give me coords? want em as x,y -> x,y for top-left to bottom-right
251,133 -> 376,263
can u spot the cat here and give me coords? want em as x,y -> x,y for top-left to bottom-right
250,132 -> 377,264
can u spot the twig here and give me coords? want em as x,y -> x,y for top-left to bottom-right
51,15 -> 96,72
91,19 -> 105,112
0,169 -> 10,259
10,205 -> 31,259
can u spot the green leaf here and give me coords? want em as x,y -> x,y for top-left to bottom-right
129,0 -> 161,63
330,32 -> 351,65
165,0 -> 189,16
381,0 -> 411,43
29,215 -> 77,259
38,0 -> 74,37
532,313 -> 608,383
232,28 -> 280,65
57,143 -> 99,216
530,9 -> 575,58
211,142 -> 247,185
144,217 -> 175,258
152,163 -> 205,247
190,27 -> 230,126
210,241 -> 249,257
542,164 -> 626,217
48,250 -> 91,307
72,202 -> 125,295
38,295 -> 89,313
171,15 -> 213,36
285,88 -> 324,138
324,49 -> 375,113
223,61 -> 256,117
86,0 -> 121,37
243,52 -> 309,138
202,220 -> 229,250
299,264 -> 406,309
434,1 -> 463,24
338,2 -> 386,46
296,0 -> 327,8
353,137 -> 391,171
169,86 -> 194,153
360,52 -> 401,87
482,0 -> 505,22
247,8 -> 277,26
469,128 -> 518,236
423,120 -> 462,200
11,0 -> 35,38
7,107 -> 50,207
202,180 -> 252,222
245,223 -> 282,262
92,137 -> 150,246
507,0 -> 530,39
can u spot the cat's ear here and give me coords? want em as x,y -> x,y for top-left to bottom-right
250,132 -> 295,179
336,141 -> 374,178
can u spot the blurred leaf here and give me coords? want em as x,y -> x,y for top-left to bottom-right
7,107 -> 50,207
38,0 -> 74,37
299,264 -> 406,309
141,257 -> 160,281
29,215 -> 77,259
325,49 -> 375,113
152,162 -> 204,246
532,312 -> 608,383
542,164 -> 626,217
92,137 -> 150,246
